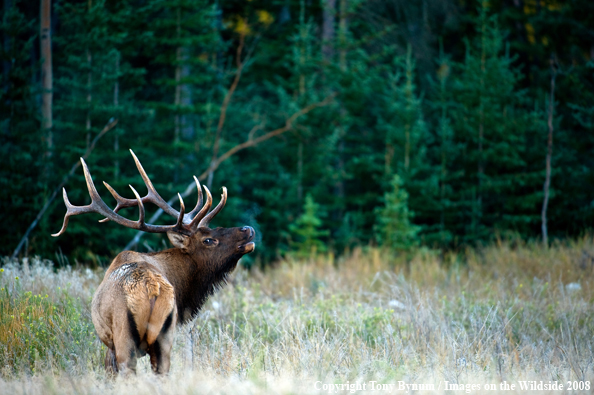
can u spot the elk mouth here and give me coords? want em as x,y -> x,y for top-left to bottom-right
237,226 -> 256,254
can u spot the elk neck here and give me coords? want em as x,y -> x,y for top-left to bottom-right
154,248 -> 239,324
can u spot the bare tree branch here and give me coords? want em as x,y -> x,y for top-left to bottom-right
12,118 -> 119,258
123,95 -> 336,251
208,32 -> 246,186
541,56 -> 557,247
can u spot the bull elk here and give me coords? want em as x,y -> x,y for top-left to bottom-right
52,150 -> 255,374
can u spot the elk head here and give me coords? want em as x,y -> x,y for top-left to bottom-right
52,150 -> 255,375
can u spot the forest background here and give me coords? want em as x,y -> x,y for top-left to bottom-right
2,0 -> 593,265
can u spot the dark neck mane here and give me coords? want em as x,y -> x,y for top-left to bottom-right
165,252 -> 239,324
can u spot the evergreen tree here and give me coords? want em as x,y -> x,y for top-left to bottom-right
424,49 -> 459,245
377,47 -> 437,245
380,46 -> 428,178
3,0 -> 594,261
0,0 -> 42,255
289,194 -> 329,257
374,175 -> 419,251
449,2 -> 541,242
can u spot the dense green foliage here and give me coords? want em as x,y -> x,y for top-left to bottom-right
289,193 -> 329,257
374,175 -> 419,251
0,263 -> 101,374
1,0 -> 593,263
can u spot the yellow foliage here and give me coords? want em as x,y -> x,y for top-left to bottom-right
256,10 -> 274,27
544,0 -> 563,11
523,0 -> 537,15
525,23 -> 535,44
524,0 -> 562,14
233,16 -> 251,35
0,292 -> 55,362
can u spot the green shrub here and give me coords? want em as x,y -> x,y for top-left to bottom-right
0,268 -> 100,376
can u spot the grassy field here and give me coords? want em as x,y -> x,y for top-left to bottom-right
1,238 -> 594,394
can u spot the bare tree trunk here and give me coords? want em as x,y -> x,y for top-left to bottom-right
338,0 -> 347,68
114,51 -> 120,180
404,47 -> 413,172
174,48 -> 181,144
3,0 -> 11,88
321,0 -> 336,62
298,1 -> 306,98
296,2 -> 307,202
85,0 -> 95,148
40,0 -> 53,159
297,141 -> 303,201
86,48 -> 92,147
334,0 -> 347,209
180,58 -> 193,140
541,57 -> 557,246
3,0 -> 12,136
385,143 -> 394,176
279,0 -> 291,24
174,9 -> 182,147
475,20 -> 486,236
438,66 -> 449,239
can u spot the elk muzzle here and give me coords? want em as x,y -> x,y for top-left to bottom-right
237,226 -> 256,254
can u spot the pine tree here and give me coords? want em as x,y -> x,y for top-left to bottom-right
374,175 -> 419,251
424,48 -> 459,245
380,46 -> 428,178
377,46 -> 436,245
0,0 -> 43,256
449,2 -> 541,242
289,194 -> 329,257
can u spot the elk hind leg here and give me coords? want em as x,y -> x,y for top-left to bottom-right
104,347 -> 118,376
112,310 -> 142,375
148,304 -> 177,374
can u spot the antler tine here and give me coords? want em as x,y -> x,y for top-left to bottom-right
98,181 -> 128,223
175,193 -> 186,230
197,187 -> 227,229
189,185 -> 212,230
186,176 -> 203,219
99,151 -> 186,223
128,185 -> 145,225
52,158 -> 191,236
51,188 -> 76,237
129,149 -> 181,219
53,158 -> 136,236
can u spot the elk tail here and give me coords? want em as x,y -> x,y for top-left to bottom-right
145,274 -> 175,346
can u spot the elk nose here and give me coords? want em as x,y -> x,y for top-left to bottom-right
241,226 -> 254,236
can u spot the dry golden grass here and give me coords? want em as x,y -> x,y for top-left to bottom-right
1,237 -> 594,394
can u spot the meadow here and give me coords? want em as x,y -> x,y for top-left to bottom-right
1,238 -> 593,394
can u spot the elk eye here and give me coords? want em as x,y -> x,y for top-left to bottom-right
203,238 -> 216,246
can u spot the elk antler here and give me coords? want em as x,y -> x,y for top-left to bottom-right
99,150 -> 203,223
52,151 -> 227,237
198,187 -> 227,229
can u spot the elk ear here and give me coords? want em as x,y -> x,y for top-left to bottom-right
167,231 -> 190,250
